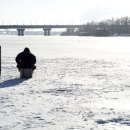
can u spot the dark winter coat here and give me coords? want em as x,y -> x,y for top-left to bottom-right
15,50 -> 36,69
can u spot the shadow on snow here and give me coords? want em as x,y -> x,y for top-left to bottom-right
0,78 -> 27,88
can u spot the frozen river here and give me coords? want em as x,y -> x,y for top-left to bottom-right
1,35 -> 130,59
1,36 -> 130,130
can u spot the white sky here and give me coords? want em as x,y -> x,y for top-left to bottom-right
0,0 -> 130,25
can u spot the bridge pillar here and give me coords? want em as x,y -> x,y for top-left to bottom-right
43,28 -> 51,36
67,28 -> 75,34
17,28 -> 25,36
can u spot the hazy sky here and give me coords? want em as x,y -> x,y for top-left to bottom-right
0,0 -> 130,24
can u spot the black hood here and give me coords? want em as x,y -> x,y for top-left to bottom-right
24,47 -> 30,53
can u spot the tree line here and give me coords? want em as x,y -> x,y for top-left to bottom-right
62,16 -> 130,36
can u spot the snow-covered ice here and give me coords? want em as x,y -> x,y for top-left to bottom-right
1,36 -> 130,130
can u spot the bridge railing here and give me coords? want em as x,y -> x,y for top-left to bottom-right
0,25 -> 83,29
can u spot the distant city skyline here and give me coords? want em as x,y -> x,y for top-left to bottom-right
0,0 -> 130,25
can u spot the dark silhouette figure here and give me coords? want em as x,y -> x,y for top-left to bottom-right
15,47 -> 36,71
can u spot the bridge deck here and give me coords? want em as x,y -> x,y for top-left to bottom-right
0,25 -> 84,29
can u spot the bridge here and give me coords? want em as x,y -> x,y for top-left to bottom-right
0,25 -> 84,36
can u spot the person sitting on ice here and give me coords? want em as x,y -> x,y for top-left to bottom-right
15,47 -> 36,71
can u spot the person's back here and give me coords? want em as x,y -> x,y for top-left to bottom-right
16,48 -> 36,70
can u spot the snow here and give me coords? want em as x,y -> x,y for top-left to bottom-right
1,36 -> 130,130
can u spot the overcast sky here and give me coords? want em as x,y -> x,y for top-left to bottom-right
0,0 -> 130,24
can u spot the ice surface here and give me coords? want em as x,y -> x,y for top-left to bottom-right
1,36 -> 130,130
